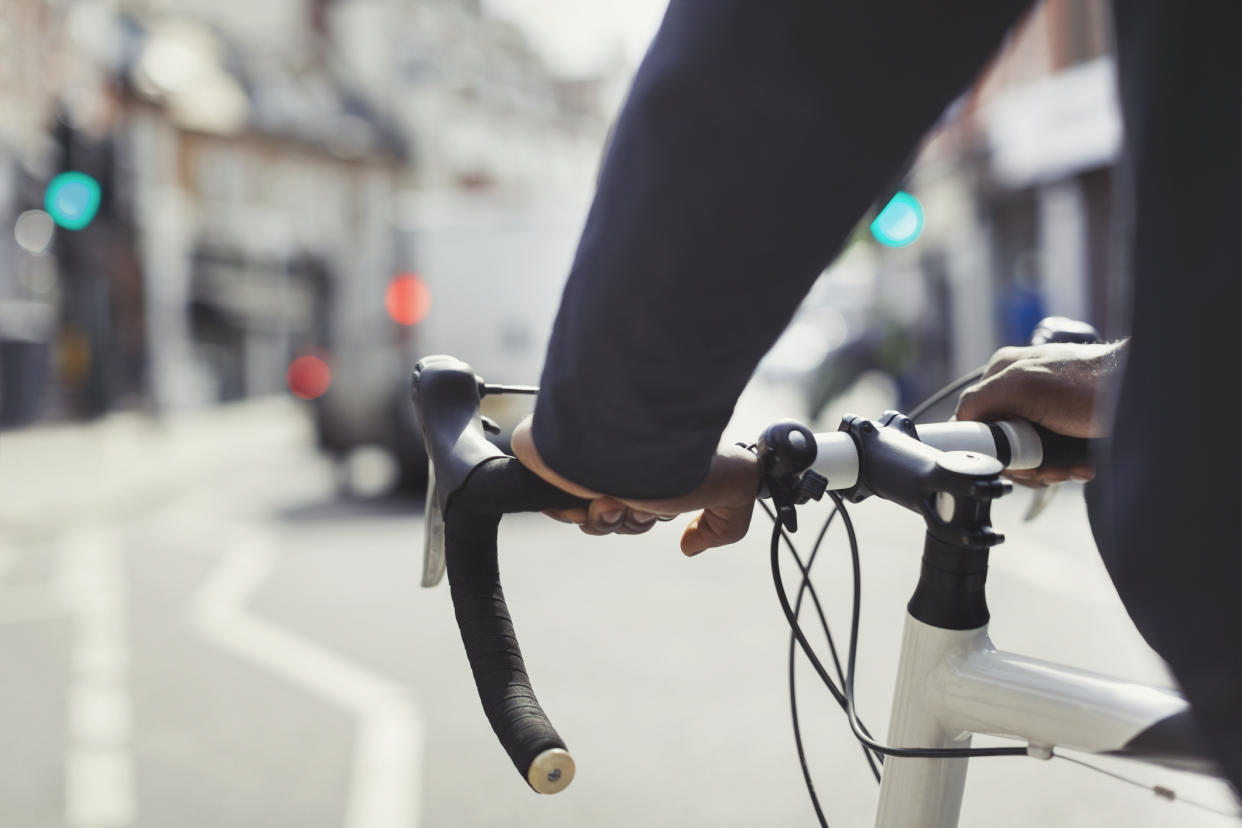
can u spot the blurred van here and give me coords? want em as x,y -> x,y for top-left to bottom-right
311,187 -> 588,492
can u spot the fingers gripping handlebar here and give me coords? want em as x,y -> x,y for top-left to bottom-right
412,356 -> 589,794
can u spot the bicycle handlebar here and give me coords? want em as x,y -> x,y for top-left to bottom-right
412,356 -> 589,794
412,356 -> 1094,794
808,418 -> 1093,492
442,457 -> 588,794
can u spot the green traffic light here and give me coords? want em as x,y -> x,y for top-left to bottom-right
45,172 -> 102,230
870,191 -> 924,248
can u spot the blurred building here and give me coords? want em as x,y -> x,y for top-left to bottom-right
768,0 -> 1120,415
329,0 -> 611,191
0,0 -> 66,424
0,0 -> 611,428
125,11 -> 407,409
902,0 -> 1120,373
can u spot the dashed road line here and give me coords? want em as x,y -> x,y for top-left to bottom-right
189,528 -> 424,828
59,527 -> 135,828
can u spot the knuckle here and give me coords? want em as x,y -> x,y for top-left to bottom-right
624,516 -> 657,533
986,346 -> 1026,375
954,385 -> 981,417
589,502 -> 625,527
1005,364 -> 1051,399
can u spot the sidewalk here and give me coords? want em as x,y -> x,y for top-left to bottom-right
0,397 -> 312,538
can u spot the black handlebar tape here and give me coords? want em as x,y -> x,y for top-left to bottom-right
443,456 -> 590,794
1029,423 -> 1094,467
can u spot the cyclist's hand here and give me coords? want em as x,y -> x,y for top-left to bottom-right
511,417 -> 759,556
954,340 -> 1125,486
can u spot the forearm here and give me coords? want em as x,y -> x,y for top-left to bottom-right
534,0 -> 1034,500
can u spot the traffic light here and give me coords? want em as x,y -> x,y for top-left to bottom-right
44,172 -> 102,230
870,191 -> 924,248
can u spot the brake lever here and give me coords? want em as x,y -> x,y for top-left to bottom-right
421,463 -> 447,587
415,355 -> 505,588
1023,484 -> 1059,522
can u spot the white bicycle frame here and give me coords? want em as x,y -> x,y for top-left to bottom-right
874,615 -> 1190,827
801,420 -> 1218,828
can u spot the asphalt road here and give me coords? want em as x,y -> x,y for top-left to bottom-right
1,389 -> 1237,828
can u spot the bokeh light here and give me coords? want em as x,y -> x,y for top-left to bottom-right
287,354 -> 332,399
44,172 -> 103,230
384,272 -> 431,326
870,191 -> 924,248
14,210 -> 55,254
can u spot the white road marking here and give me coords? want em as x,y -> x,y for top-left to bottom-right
59,528 -> 135,828
190,529 -> 424,828
66,751 -> 135,828
69,683 -> 133,746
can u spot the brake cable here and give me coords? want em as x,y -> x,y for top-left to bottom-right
761,368 -> 1027,826
765,369 -> 1242,825
768,496 -> 1028,762
786,506 -> 885,780
907,368 -> 983,424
